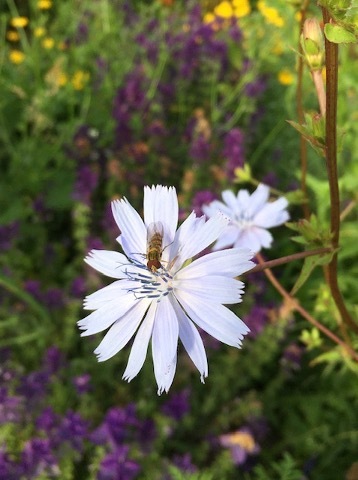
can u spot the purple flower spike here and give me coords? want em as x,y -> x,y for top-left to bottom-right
161,389 -> 190,421
98,446 -> 140,480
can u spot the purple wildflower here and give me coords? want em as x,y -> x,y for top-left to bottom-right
70,276 -> 87,298
42,346 -> 65,374
57,410 -> 88,451
17,370 -> 50,404
0,222 -> 19,251
191,190 -> 217,216
222,128 -> 245,179
43,288 -> 64,309
245,76 -> 266,98
189,135 -> 211,163
0,387 -> 23,424
19,438 -> 58,478
112,68 -> 149,148
73,164 -> 99,204
24,280 -> 43,303
244,306 -> 269,339
87,237 -> 105,251
36,407 -> 59,434
172,453 -> 197,474
91,405 -> 139,448
0,448 -> 18,480
98,446 -> 140,480
161,389 -> 190,421
72,374 -> 91,395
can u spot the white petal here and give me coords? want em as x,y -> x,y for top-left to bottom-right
111,199 -> 146,257
78,293 -> 138,336
167,212 -> 204,269
152,296 -> 179,394
248,184 -> 270,215
122,302 -> 157,382
178,248 -> 254,278
172,299 -> 208,381
237,189 -> 250,208
143,186 -> 178,243
211,225 -> 238,250
234,228 -> 262,253
85,250 -> 133,279
254,197 -> 289,228
254,227 -> 273,248
221,190 -> 239,214
175,291 -> 249,347
175,275 -> 245,304
177,213 -> 230,262
83,280 -> 138,310
202,199 -> 233,218
94,299 -> 151,361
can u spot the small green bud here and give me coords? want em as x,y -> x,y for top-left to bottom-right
301,18 -> 325,70
234,164 -> 252,183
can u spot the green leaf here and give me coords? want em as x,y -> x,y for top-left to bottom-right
291,251 -> 334,295
324,23 -> 357,43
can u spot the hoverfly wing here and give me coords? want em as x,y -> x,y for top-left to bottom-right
146,221 -> 164,242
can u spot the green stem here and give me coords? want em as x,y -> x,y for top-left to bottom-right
322,8 -> 358,334
0,274 -> 49,324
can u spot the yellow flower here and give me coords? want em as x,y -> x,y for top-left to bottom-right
214,1 -> 234,18
257,1 -> 284,27
71,70 -> 90,90
6,30 -> 20,42
9,50 -> 25,64
203,12 -> 216,24
34,27 -> 46,37
37,0 -> 52,9
272,41 -> 284,55
42,37 -> 55,49
10,17 -> 29,28
232,0 -> 251,18
221,431 -> 257,453
278,69 -> 294,85
58,72 -> 69,86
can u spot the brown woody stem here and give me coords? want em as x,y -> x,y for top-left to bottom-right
255,253 -> 358,362
248,247 -> 332,274
322,8 -> 358,334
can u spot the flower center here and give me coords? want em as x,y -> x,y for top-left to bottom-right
233,211 -> 254,229
126,265 -> 174,302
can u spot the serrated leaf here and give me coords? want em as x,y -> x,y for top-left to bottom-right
324,23 -> 357,43
291,251 -> 334,295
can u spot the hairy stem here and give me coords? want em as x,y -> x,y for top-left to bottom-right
255,254 -> 358,362
322,8 -> 358,334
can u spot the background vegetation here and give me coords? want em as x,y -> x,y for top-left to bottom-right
0,0 -> 357,479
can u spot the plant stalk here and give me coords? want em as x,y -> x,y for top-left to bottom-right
248,247 -> 332,274
297,0 -> 310,219
255,253 -> 358,362
322,8 -> 358,334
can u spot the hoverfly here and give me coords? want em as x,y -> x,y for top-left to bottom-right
146,222 -> 164,272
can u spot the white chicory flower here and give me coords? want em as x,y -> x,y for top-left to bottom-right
202,183 -> 289,253
79,185 -> 254,394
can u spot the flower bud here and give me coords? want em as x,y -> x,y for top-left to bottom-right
300,18 -> 325,71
